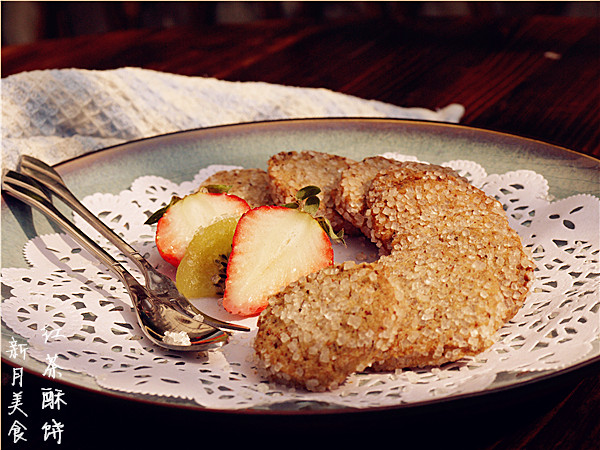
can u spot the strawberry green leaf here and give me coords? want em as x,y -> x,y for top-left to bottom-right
283,186 -> 344,244
296,185 -> 321,201
316,216 -> 346,246
303,195 -> 320,215
144,196 -> 181,225
200,184 -> 232,194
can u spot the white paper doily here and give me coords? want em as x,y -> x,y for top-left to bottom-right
2,154 -> 599,411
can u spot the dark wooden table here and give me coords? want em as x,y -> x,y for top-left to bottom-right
3,15 -> 600,157
2,15 -> 599,449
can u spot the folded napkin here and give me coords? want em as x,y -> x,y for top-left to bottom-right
1,67 -> 464,169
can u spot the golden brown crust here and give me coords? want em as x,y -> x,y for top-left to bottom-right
365,166 -> 534,314
373,230 -> 534,371
335,156 -> 461,237
253,159 -> 535,391
267,151 -> 360,235
254,231 -> 533,391
364,167 -> 486,253
200,168 -> 274,208
254,262 -> 403,392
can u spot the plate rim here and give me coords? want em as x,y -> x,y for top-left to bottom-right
49,117 -> 600,169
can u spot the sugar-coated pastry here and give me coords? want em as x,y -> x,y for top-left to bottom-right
253,158 -> 535,391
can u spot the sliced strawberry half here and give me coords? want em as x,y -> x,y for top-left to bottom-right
223,205 -> 334,316
154,191 -> 249,267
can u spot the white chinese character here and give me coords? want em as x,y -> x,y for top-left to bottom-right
12,366 -> 24,388
8,391 -> 28,417
42,419 -> 64,444
43,325 -> 65,344
42,354 -> 62,379
7,336 -> 27,360
8,420 -> 28,443
41,388 -> 67,410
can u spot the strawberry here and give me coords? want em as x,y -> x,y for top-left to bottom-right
223,186 -> 342,316
150,190 -> 250,267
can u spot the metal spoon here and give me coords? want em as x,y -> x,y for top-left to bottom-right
2,170 -> 230,352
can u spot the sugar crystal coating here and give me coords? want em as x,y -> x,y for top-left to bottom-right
335,156 -> 461,236
253,158 -> 535,391
374,231 -> 533,371
254,261 -> 402,391
365,167 -> 475,253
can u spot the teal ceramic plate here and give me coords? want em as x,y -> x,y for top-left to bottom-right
2,118 -> 599,413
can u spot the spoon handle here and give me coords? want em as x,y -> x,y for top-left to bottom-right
18,155 -> 153,278
2,171 -> 139,290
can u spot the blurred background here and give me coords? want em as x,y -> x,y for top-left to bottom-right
2,1 -> 598,46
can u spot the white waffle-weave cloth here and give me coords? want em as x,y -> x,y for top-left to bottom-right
1,67 -> 464,169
